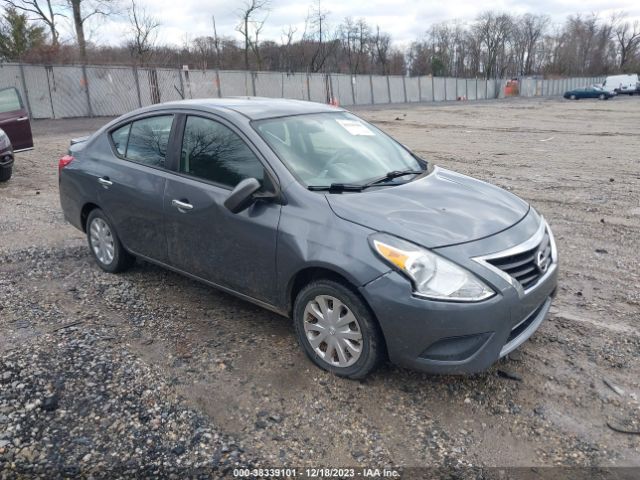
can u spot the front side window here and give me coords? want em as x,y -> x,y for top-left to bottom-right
0,88 -> 22,113
180,116 -> 264,188
254,112 -> 423,187
123,115 -> 173,167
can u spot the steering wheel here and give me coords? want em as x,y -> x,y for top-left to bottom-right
320,148 -> 366,178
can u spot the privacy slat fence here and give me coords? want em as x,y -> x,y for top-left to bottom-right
0,63 -> 604,120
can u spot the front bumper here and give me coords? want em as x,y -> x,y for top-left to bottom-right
361,213 -> 558,374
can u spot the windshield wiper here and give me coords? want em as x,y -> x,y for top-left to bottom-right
361,169 -> 425,189
308,169 -> 425,193
308,183 -> 364,192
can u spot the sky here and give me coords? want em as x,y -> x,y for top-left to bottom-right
79,0 -> 640,49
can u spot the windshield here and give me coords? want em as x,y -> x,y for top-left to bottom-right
254,112 -> 424,187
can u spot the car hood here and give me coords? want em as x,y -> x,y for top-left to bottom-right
326,166 -> 530,248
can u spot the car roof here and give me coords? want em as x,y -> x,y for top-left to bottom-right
157,97 -> 344,120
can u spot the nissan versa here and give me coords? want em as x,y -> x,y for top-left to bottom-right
58,98 -> 558,379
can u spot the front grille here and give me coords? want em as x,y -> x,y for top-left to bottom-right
487,230 -> 552,290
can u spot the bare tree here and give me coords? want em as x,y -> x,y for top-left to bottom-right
2,0 -> 62,46
125,0 -> 159,66
612,12 -> 640,69
280,24 -> 297,72
371,25 -> 390,74
68,0 -> 119,63
236,0 -> 269,70
339,17 -> 369,74
212,15 -> 222,68
472,12 -> 514,78
304,0 -> 337,73
515,14 -> 548,75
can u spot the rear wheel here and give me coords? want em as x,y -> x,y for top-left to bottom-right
293,279 -> 384,379
599,94 -> 606,100
86,209 -> 134,273
570,94 -> 577,100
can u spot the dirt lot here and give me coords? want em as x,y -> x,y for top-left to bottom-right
1,97 -> 639,475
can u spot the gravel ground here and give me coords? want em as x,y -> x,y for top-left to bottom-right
1,97 -> 639,475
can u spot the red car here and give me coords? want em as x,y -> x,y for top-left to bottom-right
0,87 -> 34,182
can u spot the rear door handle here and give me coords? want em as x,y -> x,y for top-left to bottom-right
171,199 -> 193,212
16,116 -> 29,122
98,177 -> 112,187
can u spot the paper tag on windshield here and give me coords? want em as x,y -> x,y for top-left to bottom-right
335,119 -> 375,136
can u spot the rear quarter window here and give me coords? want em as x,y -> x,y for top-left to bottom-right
111,124 -> 130,156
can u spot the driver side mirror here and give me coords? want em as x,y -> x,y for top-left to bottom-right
224,178 -> 262,214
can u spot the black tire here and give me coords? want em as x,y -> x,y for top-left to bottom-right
293,279 -> 384,379
0,165 -> 12,182
86,208 -> 134,273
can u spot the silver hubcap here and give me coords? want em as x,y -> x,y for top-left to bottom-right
303,295 -> 363,368
89,217 -> 115,265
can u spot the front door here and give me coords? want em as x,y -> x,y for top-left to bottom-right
0,87 -> 33,151
164,115 -> 281,304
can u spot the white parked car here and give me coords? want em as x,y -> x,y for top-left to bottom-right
601,74 -> 639,95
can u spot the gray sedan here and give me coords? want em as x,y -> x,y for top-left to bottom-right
59,98 -> 558,379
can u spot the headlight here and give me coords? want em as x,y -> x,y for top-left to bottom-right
370,233 -> 495,302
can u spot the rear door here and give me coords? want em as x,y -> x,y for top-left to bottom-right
163,114 -> 281,303
0,87 -> 33,150
97,114 -> 176,263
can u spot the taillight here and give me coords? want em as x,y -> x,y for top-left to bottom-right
58,155 -> 74,175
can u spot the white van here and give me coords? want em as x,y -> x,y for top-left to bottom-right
602,74 -> 639,95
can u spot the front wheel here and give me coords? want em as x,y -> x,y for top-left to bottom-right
86,209 -> 134,273
293,280 -> 384,379
0,164 -> 12,182
570,94 -> 577,100
599,94 -> 606,100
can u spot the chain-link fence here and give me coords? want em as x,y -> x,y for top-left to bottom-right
0,63 -> 605,119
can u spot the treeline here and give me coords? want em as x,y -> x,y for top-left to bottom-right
1,0 -> 639,77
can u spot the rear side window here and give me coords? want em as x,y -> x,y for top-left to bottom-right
111,124 -> 130,156
180,116 -> 264,188
111,115 -> 173,167
0,88 -> 22,113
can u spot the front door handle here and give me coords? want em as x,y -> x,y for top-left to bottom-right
171,199 -> 193,212
98,177 -> 113,187
16,116 -> 29,122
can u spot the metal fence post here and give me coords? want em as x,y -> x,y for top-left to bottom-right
306,74 -> 311,101
444,77 -> 447,101
431,76 -> 435,102
81,64 -> 93,117
251,71 -> 256,96
417,76 -> 422,102
44,65 -> 55,119
18,64 -> 32,117
386,75 -> 391,103
179,69 -> 186,98
132,66 -> 142,107
215,69 -> 222,97
369,74 -> 374,104
402,76 -> 407,103
350,75 -> 356,105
